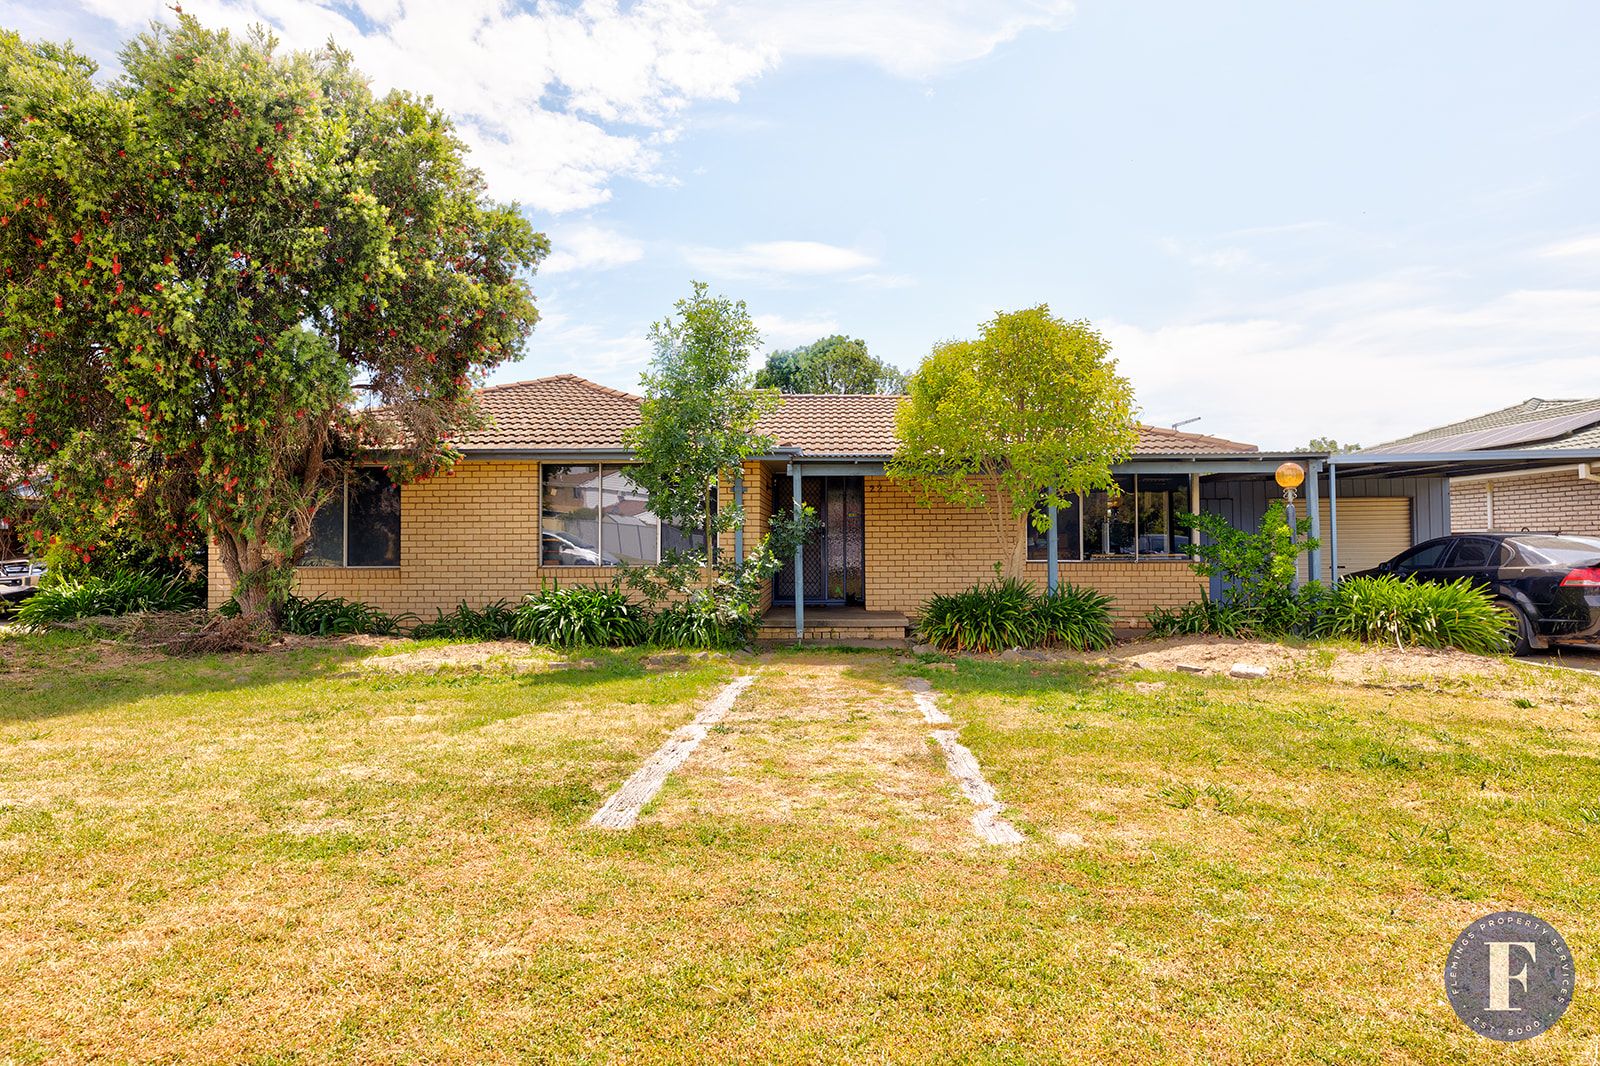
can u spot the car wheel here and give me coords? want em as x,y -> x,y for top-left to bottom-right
1498,599 -> 1534,657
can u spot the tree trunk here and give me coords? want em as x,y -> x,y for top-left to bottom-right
212,525 -> 285,630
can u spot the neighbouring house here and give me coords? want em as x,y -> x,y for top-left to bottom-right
1355,398 -> 1600,538
206,374 -> 1457,638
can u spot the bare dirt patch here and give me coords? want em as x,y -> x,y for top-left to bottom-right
1106,633 -> 1600,710
357,639 -> 549,674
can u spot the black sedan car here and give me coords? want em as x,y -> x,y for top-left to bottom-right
1355,532 -> 1600,655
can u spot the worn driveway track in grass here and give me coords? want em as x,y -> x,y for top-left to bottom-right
4,632 -> 1600,1062
648,653 -> 984,848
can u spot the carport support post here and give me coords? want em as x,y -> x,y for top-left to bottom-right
1306,460 -> 1322,584
1328,463 -> 1339,585
792,464 -> 804,642
1046,501 -> 1059,593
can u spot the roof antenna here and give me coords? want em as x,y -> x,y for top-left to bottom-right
1171,416 -> 1202,431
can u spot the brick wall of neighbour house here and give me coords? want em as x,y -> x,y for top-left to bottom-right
208,463 -> 1206,627
858,476 -> 1205,628
1450,470 -> 1600,536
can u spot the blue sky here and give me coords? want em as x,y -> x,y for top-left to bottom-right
10,1 -> 1600,447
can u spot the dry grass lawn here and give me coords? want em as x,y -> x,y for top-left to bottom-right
2,629 -> 1599,1063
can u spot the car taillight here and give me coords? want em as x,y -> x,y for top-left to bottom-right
1560,567 -> 1600,587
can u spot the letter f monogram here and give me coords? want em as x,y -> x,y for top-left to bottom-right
1487,941 -> 1536,1012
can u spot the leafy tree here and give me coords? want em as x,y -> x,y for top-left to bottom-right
887,306 -> 1137,575
754,334 -> 905,394
1297,436 -> 1359,454
620,282 -> 813,643
0,18 -> 544,627
624,282 -> 776,537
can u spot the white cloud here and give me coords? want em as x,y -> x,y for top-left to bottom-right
753,312 -> 843,347
1537,233 -> 1600,260
27,0 -> 1072,213
498,308 -> 655,387
541,224 -> 646,274
1159,238 -> 1254,271
718,1 -> 1076,79
685,240 -> 878,279
1106,276 -> 1600,450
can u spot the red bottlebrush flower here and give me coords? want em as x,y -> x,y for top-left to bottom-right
71,230 -> 82,245
111,259 -> 121,275
13,387 -> 24,399
53,295 -> 62,309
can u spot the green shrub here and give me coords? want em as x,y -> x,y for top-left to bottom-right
1179,501 -> 1318,635
277,594 -> 410,637
650,592 -> 745,649
1033,584 -> 1116,650
916,577 -> 1115,653
14,572 -> 203,624
411,599 -> 517,640
1145,596 -> 1249,638
1310,575 -> 1511,654
511,584 -> 648,648
917,577 -> 1037,653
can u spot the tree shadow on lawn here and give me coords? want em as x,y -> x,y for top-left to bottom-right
0,633 -> 714,725
877,655 -> 1105,699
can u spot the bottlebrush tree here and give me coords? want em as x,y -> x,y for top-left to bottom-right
0,17 -> 545,624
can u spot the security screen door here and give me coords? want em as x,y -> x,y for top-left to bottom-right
772,476 -> 865,607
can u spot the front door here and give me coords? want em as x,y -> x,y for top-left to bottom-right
772,475 -> 865,606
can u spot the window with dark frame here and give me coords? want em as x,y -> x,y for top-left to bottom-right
300,468 -> 401,568
541,463 -> 713,567
1026,474 -> 1195,562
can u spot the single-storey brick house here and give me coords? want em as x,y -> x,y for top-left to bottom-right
1358,398 -> 1600,538
207,374 -> 1457,638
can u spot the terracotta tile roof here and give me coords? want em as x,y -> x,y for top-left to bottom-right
459,375 -> 1258,457
458,374 -> 643,451
1131,424 -> 1258,456
758,393 -> 904,456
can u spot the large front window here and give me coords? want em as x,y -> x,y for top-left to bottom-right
541,463 -> 708,567
301,468 -> 401,568
1027,474 -> 1193,561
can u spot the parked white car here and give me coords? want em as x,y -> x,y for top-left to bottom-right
0,558 -> 45,601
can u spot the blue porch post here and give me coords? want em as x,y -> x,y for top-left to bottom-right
1046,501 -> 1059,592
1306,460 -> 1322,584
1328,462 -> 1340,585
792,465 -> 804,641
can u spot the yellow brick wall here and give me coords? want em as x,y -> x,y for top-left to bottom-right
208,460 -> 632,617
860,476 -> 1205,627
207,462 -> 1206,627
740,462 -> 775,612
1449,470 -> 1600,536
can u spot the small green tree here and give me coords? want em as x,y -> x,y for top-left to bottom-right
620,283 -> 813,644
887,306 -> 1138,574
754,335 -> 905,394
0,18 -> 544,628
624,282 -> 776,540
1180,501 -> 1318,633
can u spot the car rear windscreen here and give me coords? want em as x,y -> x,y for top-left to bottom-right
1512,536 -> 1600,566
